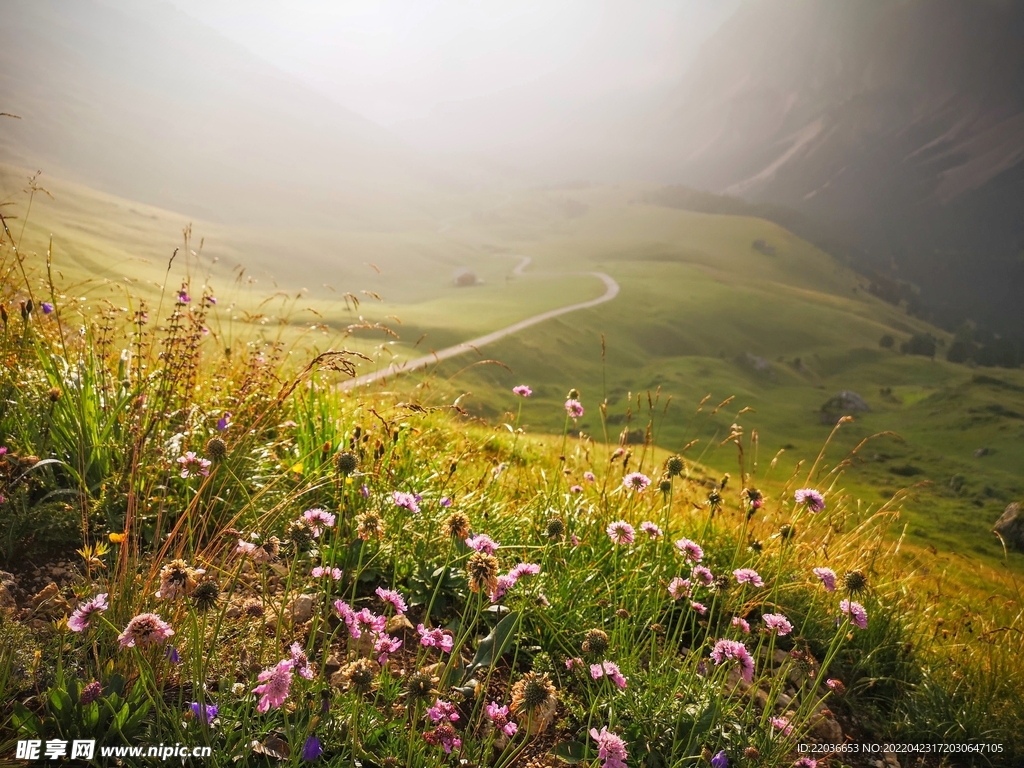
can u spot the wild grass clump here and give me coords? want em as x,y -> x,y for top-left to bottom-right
2,228 -> 1023,767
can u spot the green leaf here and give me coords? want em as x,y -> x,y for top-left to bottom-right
464,610 -> 519,680
13,702 -> 44,737
551,741 -> 587,764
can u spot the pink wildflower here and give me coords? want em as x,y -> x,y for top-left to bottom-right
640,521 -> 663,539
513,385 -> 532,397
68,593 -> 108,633
733,568 -> 764,587
565,399 -> 584,418
311,566 -> 343,580
376,587 -> 407,614
565,657 -> 584,671
427,698 -> 460,724
770,715 -> 793,736
289,642 -> 314,680
794,759 -> 818,768
710,638 -> 754,683
606,520 -> 635,545
590,660 -> 628,689
334,600 -> 358,636
622,472 -> 650,492
392,491 -> 421,514
486,701 -> 518,737
570,484 -> 583,493
466,534 -> 499,555
691,601 -> 708,615
840,599 -> 868,629
177,451 -> 211,479
668,577 -> 691,600
675,538 -> 704,562
589,726 -> 629,768
418,624 -> 454,653
691,565 -> 714,586
118,613 -> 174,649
374,633 -> 402,665
584,471 -> 596,483
763,613 -> 794,636
302,508 -> 335,536
794,488 -> 826,513
813,567 -> 837,592
731,616 -> 750,633
353,608 -> 386,637
253,659 -> 294,713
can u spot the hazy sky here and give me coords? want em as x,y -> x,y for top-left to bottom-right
166,0 -> 738,127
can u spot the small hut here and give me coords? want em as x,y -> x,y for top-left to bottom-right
453,268 -> 479,287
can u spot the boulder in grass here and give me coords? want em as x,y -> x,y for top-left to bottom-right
820,390 -> 870,424
993,502 -> 1024,552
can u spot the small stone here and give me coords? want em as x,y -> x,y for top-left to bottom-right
287,594 -> 314,625
386,613 -> 414,635
30,582 -> 70,618
325,655 -> 343,675
225,605 -> 241,619
810,712 -> 843,742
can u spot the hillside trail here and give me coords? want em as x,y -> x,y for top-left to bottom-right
340,255 -> 618,390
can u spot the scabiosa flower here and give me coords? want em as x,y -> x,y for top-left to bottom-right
843,569 -> 868,594
794,488 -> 826,513
285,516 -> 315,551
253,659 -> 294,713
301,736 -> 323,762
668,577 -> 691,600
466,533 -> 499,555
675,538 -> 704,562
640,521 -> 663,539
606,520 -> 635,545
302,508 -> 336,537
375,587 -> 407,614
589,726 -> 629,768
355,510 -> 384,540
691,601 -> 708,615
590,661 -> 628,689
118,613 -> 174,649
622,472 -> 650,492
405,670 -> 437,702
570,484 -> 583,493
444,511 -> 471,539
565,657 -> 584,671
374,633 -> 402,665
510,672 -> 558,733
691,565 -> 714,586
770,716 -> 793,736
793,759 -> 818,768
731,616 -> 751,633
80,681 -> 102,705
813,567 -> 837,592
68,593 -> 108,632
565,399 -> 584,418
513,385 -> 532,397
840,599 -> 868,629
826,678 -> 845,695
177,451 -> 211,478
311,566 -> 343,580
156,559 -> 204,600
392,490 -> 421,514
733,568 -> 764,587
582,628 -> 610,655
290,642 -> 315,680
339,658 -> 378,694
486,701 -> 518,737
467,551 -> 499,594
189,702 -> 218,724
418,624 -> 454,653
353,608 -> 386,637
763,613 -> 793,636
335,450 -> 358,475
334,600 -> 357,636
710,639 -> 754,683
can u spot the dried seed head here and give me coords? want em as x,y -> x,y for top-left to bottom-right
707,490 -> 722,508
777,524 -> 794,540
444,512 -> 470,540
241,598 -> 265,618
713,575 -> 731,593
205,436 -> 227,460
658,478 -> 672,494
336,450 -> 358,476
511,672 -> 557,715
581,628 -> 609,656
566,388 -> 580,400
48,386 -> 63,402
667,455 -> 684,476
615,608 -> 630,620
744,747 -> 761,760
467,552 -> 499,594
544,516 -> 565,540
191,579 -> 221,612
356,511 -> 384,541
843,570 -> 867,594
340,658 -> 378,694
405,671 -> 436,702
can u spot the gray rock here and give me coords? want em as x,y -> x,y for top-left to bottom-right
811,712 -> 843,742
287,594 -> 314,625
737,352 -> 776,380
993,502 -> 1024,552
820,390 -> 870,424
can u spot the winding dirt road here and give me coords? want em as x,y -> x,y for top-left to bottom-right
341,261 -> 618,390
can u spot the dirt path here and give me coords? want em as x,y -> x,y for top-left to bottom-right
340,262 -> 618,390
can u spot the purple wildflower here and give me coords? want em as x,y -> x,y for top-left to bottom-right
840,599 -> 868,629
393,491 -> 421,514
606,520 -> 635,545
691,565 -> 714,586
418,624 -> 454,653
622,472 -> 650,492
763,613 -> 794,636
710,639 -> 754,683
589,726 -> 629,768
290,642 -> 315,680
253,659 -> 294,713
486,701 -> 518,737
565,399 -> 584,418
301,736 -> 322,762
675,538 -> 704,562
733,568 -> 764,587
466,534 -> 499,555
731,616 -> 750,633
375,587 -> 407,614
189,702 -> 218,724
513,385 -> 532,397
68,593 -> 108,632
640,521 -> 663,539
668,577 -> 691,600
41,302 -> 54,315
794,488 -> 826,513
590,660 -> 628,689
770,715 -> 793,736
813,567 -> 837,592
302,508 -> 335,536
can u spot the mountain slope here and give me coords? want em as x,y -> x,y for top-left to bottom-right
0,0 -> 447,229
658,0 -> 1024,333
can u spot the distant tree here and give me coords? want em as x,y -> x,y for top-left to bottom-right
900,333 -> 936,358
879,334 -> 895,349
946,340 -> 977,364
